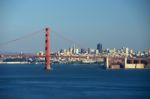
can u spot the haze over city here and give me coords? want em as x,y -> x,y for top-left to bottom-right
0,0 -> 150,53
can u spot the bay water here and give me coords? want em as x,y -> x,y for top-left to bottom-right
0,64 -> 150,99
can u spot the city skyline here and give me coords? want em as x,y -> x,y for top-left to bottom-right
0,0 -> 150,53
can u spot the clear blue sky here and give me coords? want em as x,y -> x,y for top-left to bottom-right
0,0 -> 150,53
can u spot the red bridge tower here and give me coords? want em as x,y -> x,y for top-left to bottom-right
45,28 -> 51,70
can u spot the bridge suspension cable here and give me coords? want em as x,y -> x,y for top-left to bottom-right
0,29 -> 44,49
0,27 -> 85,52
51,30 -> 84,48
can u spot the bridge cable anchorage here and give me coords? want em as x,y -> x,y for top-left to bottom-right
51,30 -> 85,48
0,29 -> 44,49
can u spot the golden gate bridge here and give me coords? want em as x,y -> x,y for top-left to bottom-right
0,27 -> 84,70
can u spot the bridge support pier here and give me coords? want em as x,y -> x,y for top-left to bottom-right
45,28 -> 51,70
106,56 -> 109,69
124,57 -> 127,68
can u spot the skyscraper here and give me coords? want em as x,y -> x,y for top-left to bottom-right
97,43 -> 102,53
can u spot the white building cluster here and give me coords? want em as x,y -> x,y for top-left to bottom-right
36,46 -> 150,58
